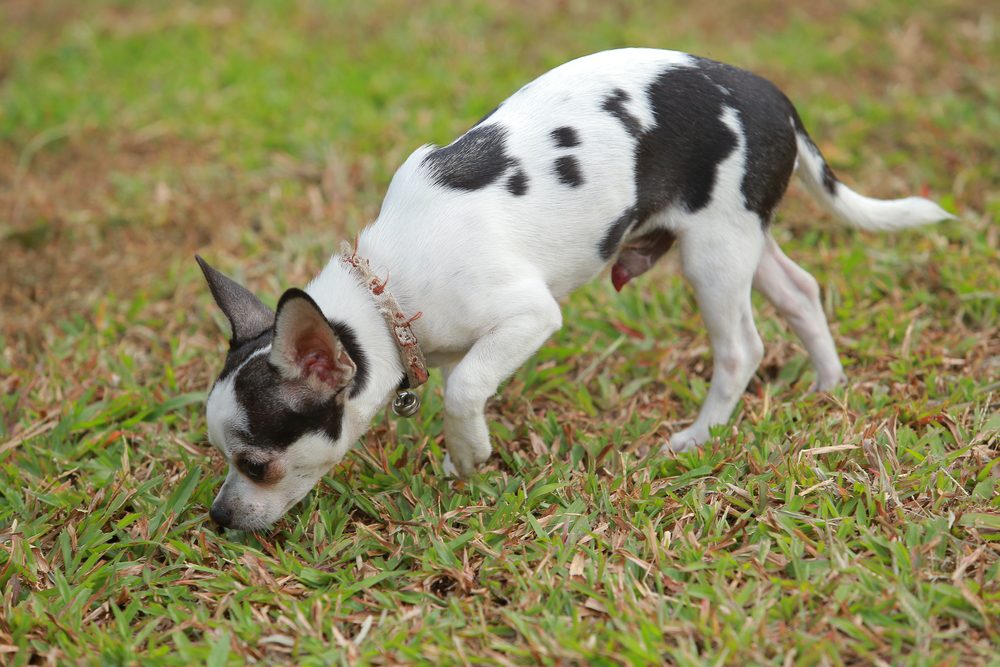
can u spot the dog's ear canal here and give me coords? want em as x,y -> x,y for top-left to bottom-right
269,288 -> 357,399
196,255 -> 275,344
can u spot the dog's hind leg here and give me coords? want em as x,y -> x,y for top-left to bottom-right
664,217 -> 765,452
752,235 -> 846,391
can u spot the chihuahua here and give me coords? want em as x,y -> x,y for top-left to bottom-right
197,48 -> 952,530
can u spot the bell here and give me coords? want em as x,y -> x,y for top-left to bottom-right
392,390 -> 421,417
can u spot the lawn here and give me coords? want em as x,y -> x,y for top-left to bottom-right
1,1 -> 998,664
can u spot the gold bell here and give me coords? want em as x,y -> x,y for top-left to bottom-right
392,390 -> 421,417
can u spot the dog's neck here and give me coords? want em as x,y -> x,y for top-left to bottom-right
338,241 -> 428,389
305,256 -> 406,420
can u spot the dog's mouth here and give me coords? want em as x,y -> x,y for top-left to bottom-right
213,485 -> 315,532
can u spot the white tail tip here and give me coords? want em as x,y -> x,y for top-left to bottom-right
831,187 -> 956,232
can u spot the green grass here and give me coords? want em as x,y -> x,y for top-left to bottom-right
1,0 -> 998,664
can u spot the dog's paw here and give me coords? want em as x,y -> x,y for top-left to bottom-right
443,449 -> 490,478
442,453 -> 460,478
661,427 -> 707,454
809,372 -> 848,393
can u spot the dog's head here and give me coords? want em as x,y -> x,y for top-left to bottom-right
196,257 -> 368,531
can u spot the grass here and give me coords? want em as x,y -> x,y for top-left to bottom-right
1,0 -> 998,664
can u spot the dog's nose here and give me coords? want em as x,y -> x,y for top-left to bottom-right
209,502 -> 233,530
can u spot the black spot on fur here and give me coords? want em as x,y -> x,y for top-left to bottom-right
551,126 -> 581,148
602,89 -> 643,137
820,163 -> 838,195
598,58 -> 799,260
506,169 -> 529,196
555,156 -> 583,187
423,125 -> 514,191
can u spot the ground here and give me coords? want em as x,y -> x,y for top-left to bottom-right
1,1 -> 998,665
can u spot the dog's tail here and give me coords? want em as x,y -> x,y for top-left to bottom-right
792,115 -> 954,231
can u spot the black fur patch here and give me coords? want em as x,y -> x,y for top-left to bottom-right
233,355 -> 346,450
222,319 -> 368,451
506,168 -> 529,196
551,126 -> 581,148
602,89 -> 643,137
597,59 -> 798,260
821,162 -> 838,195
220,321 -> 367,397
329,320 -> 369,400
219,330 -> 272,381
555,155 -> 583,187
692,58 -> 798,221
634,66 -> 738,218
423,125 -> 514,191
599,207 -> 637,259
196,255 -> 275,346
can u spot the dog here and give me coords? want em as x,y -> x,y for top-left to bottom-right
197,48 -> 952,530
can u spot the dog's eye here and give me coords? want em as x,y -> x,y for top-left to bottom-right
238,458 -> 268,482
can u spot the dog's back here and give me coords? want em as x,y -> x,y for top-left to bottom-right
364,50 -> 800,298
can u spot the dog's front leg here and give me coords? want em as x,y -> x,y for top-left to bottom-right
442,295 -> 563,477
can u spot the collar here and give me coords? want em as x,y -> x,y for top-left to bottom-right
339,241 -> 429,390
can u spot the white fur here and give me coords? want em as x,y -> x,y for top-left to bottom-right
205,372 -> 245,458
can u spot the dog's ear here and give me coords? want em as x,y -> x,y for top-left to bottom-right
269,288 -> 356,399
196,256 -> 275,345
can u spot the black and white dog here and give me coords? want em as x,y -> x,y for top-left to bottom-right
198,49 -> 951,530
